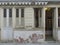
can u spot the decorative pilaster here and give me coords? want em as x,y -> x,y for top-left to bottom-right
12,7 -> 16,28
0,8 -> 4,29
38,9 -> 40,27
6,9 -> 9,27
19,9 -> 21,26
42,7 -> 45,29
42,7 -> 45,41
55,7 -> 58,28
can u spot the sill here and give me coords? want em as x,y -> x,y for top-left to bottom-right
15,26 -> 24,29
14,26 -> 44,31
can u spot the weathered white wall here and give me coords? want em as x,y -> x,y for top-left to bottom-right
14,30 -> 44,42
0,6 -> 60,42
24,8 -> 34,29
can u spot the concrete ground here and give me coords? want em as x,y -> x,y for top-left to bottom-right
0,41 -> 60,45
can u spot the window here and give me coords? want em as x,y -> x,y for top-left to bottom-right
21,9 -> 24,17
58,8 -> 60,27
15,8 -> 24,27
9,9 -> 12,17
16,9 -> 19,17
4,9 -> 12,17
16,9 -> 24,17
4,9 -> 6,17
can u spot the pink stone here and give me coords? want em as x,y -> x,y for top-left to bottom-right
38,34 -> 43,39
30,33 -> 38,43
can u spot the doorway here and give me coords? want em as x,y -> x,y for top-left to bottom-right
45,8 -> 54,41
34,8 -> 39,28
34,8 -> 42,28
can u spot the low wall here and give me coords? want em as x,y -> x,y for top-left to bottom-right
14,30 -> 45,43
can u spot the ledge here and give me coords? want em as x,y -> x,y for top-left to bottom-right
14,27 -> 45,31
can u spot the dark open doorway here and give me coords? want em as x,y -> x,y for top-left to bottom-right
45,8 -> 54,41
34,8 -> 39,28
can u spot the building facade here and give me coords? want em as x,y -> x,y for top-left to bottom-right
0,0 -> 60,43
